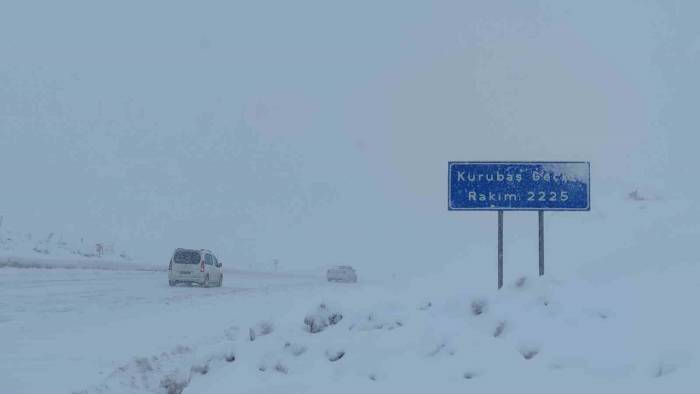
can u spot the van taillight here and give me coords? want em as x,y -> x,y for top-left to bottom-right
200,260 -> 205,272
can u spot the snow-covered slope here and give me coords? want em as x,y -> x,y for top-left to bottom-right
0,224 -> 142,270
2,194 -> 699,394
164,196 -> 700,394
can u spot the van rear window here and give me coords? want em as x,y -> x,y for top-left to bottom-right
174,250 -> 200,264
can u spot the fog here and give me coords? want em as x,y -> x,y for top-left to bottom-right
1,1 -> 698,274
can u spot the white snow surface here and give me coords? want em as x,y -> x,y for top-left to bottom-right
541,162 -> 589,183
1,2 -> 699,393
0,227 -> 135,267
2,196 -> 700,394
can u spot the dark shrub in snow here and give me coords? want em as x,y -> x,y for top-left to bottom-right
191,363 -> 209,375
627,189 -> 658,201
493,321 -> 506,338
258,321 -> 274,336
160,375 -> 189,394
274,362 -> 288,374
304,315 -> 325,333
258,361 -> 288,374
463,371 -> 478,379
133,357 -> 153,373
519,347 -> 539,360
304,304 -> 343,334
471,299 -> 487,316
328,312 -> 342,325
653,361 -> 678,378
326,349 -> 345,362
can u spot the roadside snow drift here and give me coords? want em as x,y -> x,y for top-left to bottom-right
2,194 -> 700,394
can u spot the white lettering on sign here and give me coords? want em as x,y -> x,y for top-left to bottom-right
456,170 -> 579,184
457,172 -> 523,183
466,191 -> 571,203
526,191 -> 569,202
531,171 -> 573,183
448,162 -> 590,211
468,191 -> 520,202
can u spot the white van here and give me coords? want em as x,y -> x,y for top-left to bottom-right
168,248 -> 223,287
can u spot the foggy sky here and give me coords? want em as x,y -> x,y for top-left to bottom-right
1,1 -> 698,273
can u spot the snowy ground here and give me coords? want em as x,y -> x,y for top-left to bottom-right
0,227 -> 133,263
2,196 -> 700,394
0,268 -> 327,394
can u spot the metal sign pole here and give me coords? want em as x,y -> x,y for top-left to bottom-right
449,162 -> 590,289
498,210 -> 504,289
538,210 -> 544,276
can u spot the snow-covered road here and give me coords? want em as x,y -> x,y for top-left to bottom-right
0,267 -> 331,394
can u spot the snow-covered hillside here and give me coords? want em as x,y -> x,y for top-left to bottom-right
2,194 -> 699,394
0,222 -> 140,270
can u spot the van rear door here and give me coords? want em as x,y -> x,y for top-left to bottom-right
173,249 -> 200,275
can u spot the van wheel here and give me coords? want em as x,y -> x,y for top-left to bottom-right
218,275 -> 223,287
169,280 -> 176,287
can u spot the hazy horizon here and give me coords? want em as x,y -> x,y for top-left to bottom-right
2,1 -> 698,274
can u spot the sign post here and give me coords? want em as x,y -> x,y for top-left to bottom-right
498,210 -> 504,289
448,162 -> 590,288
539,210 -> 544,276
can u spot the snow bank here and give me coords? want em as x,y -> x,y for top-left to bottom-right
0,225 -> 136,267
0,255 -> 162,271
4,196 -> 700,394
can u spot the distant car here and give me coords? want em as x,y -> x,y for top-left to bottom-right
326,265 -> 357,283
168,248 -> 223,287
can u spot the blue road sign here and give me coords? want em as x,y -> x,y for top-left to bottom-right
448,162 -> 590,211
